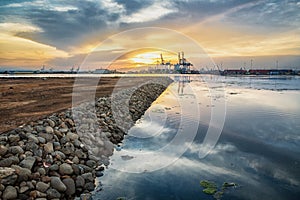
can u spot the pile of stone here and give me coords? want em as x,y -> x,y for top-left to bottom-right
0,79 -> 172,200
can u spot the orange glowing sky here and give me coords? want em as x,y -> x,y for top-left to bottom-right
0,0 -> 299,70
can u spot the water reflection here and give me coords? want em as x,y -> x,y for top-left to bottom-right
95,75 -> 300,200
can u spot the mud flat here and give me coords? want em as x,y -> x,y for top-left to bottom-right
0,77 -> 172,199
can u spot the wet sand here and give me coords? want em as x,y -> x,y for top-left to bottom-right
0,77 -> 120,133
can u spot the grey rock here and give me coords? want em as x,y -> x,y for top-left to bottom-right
50,177 -> 66,192
1,174 -> 17,185
62,178 -> 76,195
36,126 -> 44,133
33,149 -> 43,157
46,188 -> 61,199
75,176 -> 85,188
19,186 -> 29,193
37,168 -> 46,176
84,182 -> 95,191
54,151 -> 66,160
53,142 -> 61,150
9,146 -> 24,154
59,127 -> 69,133
8,134 -> 20,143
44,142 -> 54,154
49,164 -> 59,171
81,172 -> 94,182
37,137 -> 46,144
2,185 -> 17,200
45,126 -> 54,134
25,142 -> 39,152
28,134 -> 39,144
0,136 -> 8,142
0,167 -> 15,179
75,149 -> 87,159
26,181 -> 35,189
59,163 -> 73,175
0,145 -> 8,156
36,182 -> 49,193
61,142 -> 74,155
39,133 -> 53,142
11,165 -> 31,181
72,156 -> 79,164
20,156 -> 36,170
0,157 -> 19,167
86,160 -> 96,168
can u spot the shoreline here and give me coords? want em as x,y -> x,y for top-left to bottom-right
0,77 -> 172,199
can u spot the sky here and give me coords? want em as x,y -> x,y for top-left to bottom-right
0,0 -> 299,71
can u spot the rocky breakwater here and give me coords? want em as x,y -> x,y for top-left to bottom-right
0,78 -> 172,200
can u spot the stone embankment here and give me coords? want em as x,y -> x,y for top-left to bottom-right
0,78 -> 172,200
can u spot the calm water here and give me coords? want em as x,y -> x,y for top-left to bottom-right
95,75 -> 300,200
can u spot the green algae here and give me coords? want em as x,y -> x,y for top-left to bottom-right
200,180 -> 238,199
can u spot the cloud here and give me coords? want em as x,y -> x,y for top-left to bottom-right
120,1 -> 177,23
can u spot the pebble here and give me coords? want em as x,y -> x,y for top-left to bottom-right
59,163 -> 73,175
36,182 -> 49,193
19,156 -> 36,170
50,177 -> 66,192
62,178 -> 76,195
45,126 -> 54,134
2,185 -> 17,200
44,142 -> 54,154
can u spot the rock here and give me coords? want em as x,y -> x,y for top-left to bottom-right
75,176 -> 85,188
26,181 -> 35,189
20,156 -> 36,170
45,126 -> 54,134
8,134 -> 20,143
86,160 -> 96,168
50,177 -> 66,192
39,133 -> 53,142
84,182 -> 95,191
36,182 -> 50,193
72,156 -> 79,164
44,142 -> 54,154
95,171 -> 103,177
37,137 -> 46,144
75,149 -> 87,159
0,167 -> 15,179
9,146 -> 24,154
47,119 -> 56,127
61,142 -> 75,155
28,134 -> 39,144
2,185 -> 17,200
49,164 -> 59,171
41,176 -> 51,183
11,165 -> 31,181
59,163 -> 73,175
37,168 -> 46,176
25,142 -> 39,152
53,142 -> 61,150
0,145 -> 8,156
19,186 -> 29,193
54,151 -> 66,160
62,178 -> 76,195
0,157 -> 19,167
66,132 -> 78,141
59,128 -> 68,133
46,188 -> 61,199
1,174 -> 17,185
81,172 -> 94,182
0,136 -> 8,142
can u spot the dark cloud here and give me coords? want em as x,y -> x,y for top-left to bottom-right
225,0 -> 300,31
